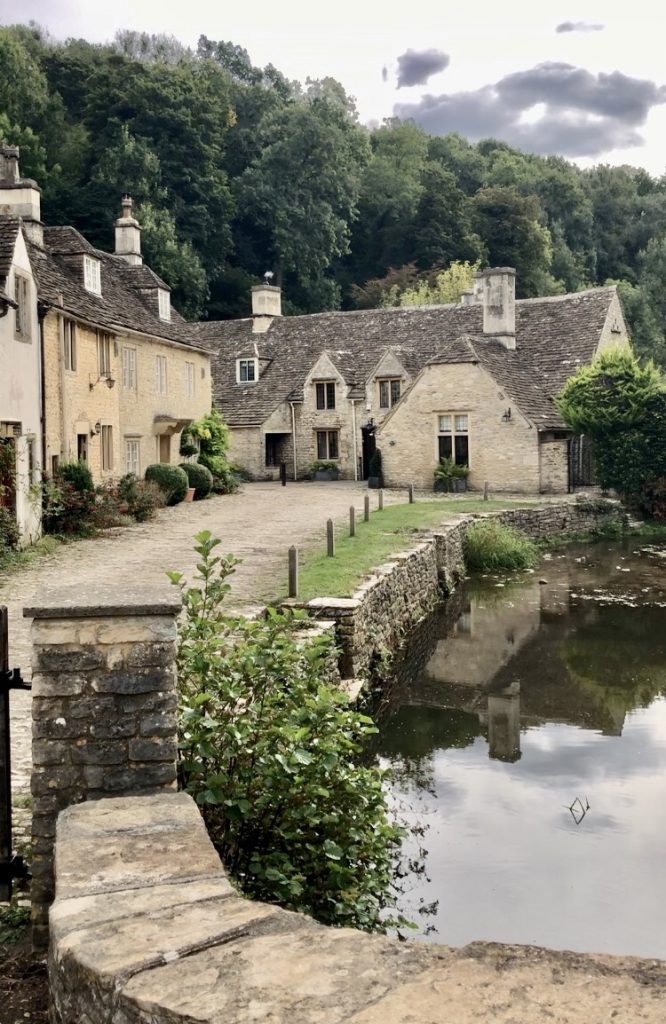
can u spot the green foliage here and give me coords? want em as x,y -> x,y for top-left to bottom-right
117,473 -> 164,521
179,461 -> 213,499
434,457 -> 469,481
181,410 -> 238,492
144,463 -> 189,505
463,520 -> 539,572
400,260 -> 481,306
56,460 -> 94,492
0,902 -> 30,945
0,507 -> 20,551
309,460 -> 338,474
557,347 -> 663,434
172,531 -> 403,931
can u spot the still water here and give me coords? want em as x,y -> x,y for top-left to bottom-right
377,538 -> 666,957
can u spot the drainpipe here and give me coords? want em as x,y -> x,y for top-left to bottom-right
351,400 -> 359,481
289,401 -> 297,481
37,301 -> 49,482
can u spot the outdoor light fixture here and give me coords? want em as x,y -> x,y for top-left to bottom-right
93,421 -> 102,435
89,374 -> 116,391
502,408 -> 512,422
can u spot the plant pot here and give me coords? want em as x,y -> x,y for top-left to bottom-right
434,478 -> 452,493
184,487 -> 196,502
312,470 -> 339,482
368,476 -> 383,489
453,477 -> 467,493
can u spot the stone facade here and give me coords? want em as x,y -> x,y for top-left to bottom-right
25,583 -> 181,949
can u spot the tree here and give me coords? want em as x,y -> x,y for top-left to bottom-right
399,260 -> 481,306
472,186 -> 556,297
408,163 -> 484,270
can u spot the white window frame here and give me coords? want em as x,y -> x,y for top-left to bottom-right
122,346 -> 137,390
125,438 -> 140,476
156,355 -> 168,394
158,289 -> 171,321
379,378 -> 401,409
101,424 -> 113,471
97,332 -> 112,376
185,361 -> 195,398
63,319 -> 77,371
237,358 -> 258,384
437,412 -> 470,466
83,255 -> 101,295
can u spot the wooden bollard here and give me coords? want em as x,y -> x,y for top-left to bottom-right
350,506 -> 356,537
408,483 -> 414,504
364,494 -> 370,522
484,481 -> 489,502
326,518 -> 335,557
288,545 -> 299,597
378,489 -> 384,511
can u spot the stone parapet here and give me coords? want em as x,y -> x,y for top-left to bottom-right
25,584 -> 181,949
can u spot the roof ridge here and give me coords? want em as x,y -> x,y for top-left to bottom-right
516,286 -> 616,306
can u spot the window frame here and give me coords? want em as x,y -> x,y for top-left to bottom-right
97,332 -> 112,377
315,380 -> 336,410
158,288 -> 171,322
13,274 -> 30,340
316,429 -> 340,461
122,346 -> 137,390
237,358 -> 258,384
378,378 -> 401,409
100,424 -> 113,472
156,355 -> 168,395
125,437 -> 140,477
185,361 -> 195,398
63,318 -> 77,371
83,255 -> 101,295
437,412 -> 470,466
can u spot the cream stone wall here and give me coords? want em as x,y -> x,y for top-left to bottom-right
363,350 -> 411,430
1,229 -> 42,542
598,292 -> 631,354
300,353 -> 355,477
43,312 -> 211,482
539,438 -> 569,493
379,362 -> 541,493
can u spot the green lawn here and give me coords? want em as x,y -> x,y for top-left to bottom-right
289,497 -> 538,602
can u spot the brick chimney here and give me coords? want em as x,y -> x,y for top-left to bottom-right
476,267 -> 516,350
0,144 -> 44,246
114,195 -> 142,265
251,283 -> 282,334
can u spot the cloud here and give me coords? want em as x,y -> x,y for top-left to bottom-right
396,48 -> 450,89
556,20 -> 605,33
393,62 -> 666,158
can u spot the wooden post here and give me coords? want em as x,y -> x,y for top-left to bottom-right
349,506 -> 356,537
326,519 -> 335,557
378,489 -> 384,511
280,462 -> 287,487
484,481 -> 489,502
408,483 -> 414,504
288,546 -> 299,598
364,494 -> 370,522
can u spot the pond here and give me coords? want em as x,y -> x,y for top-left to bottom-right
376,537 -> 666,958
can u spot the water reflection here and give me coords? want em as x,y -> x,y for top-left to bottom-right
378,539 -> 666,957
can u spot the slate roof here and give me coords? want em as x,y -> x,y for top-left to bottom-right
25,225 -> 200,350
195,287 -> 618,429
0,218 -> 19,282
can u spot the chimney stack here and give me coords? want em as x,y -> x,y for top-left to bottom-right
0,144 -> 44,246
114,195 -> 142,265
251,282 -> 282,334
476,267 -> 516,350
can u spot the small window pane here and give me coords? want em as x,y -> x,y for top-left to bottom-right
455,435 -> 469,465
438,415 -> 452,433
317,431 -> 327,460
438,436 -> 452,461
239,359 -> 256,383
328,431 -> 339,459
390,380 -> 401,405
455,415 -> 469,432
316,382 -> 325,409
379,381 -> 389,408
326,382 -> 335,409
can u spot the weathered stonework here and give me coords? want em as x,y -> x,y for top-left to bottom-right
25,584 -> 181,949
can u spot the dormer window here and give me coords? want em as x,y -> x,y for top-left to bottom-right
237,358 -> 258,384
83,255 -> 101,295
158,288 -> 171,321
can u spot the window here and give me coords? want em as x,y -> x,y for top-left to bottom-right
77,433 -> 88,463
83,255 -> 101,295
315,381 -> 336,410
101,425 -> 113,471
158,289 -> 171,321
125,438 -> 140,476
316,430 -> 339,460
97,333 -> 112,376
63,319 -> 76,371
13,274 -> 29,338
122,346 -> 137,390
379,379 -> 401,409
438,413 -> 469,465
185,361 -> 195,398
237,358 -> 257,383
27,438 -> 37,485
156,355 -> 168,394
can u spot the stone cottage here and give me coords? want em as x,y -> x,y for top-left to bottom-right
198,268 -> 629,493
0,144 -> 211,491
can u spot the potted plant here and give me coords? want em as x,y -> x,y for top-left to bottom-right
368,448 -> 383,489
434,458 -> 469,493
310,460 -> 340,482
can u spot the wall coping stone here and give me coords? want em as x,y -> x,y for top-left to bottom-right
24,583 -> 182,620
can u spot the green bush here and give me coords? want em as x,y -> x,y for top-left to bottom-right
310,460 -> 338,473
145,463 -> 189,506
463,520 -> 539,572
56,460 -> 94,492
171,532 -> 403,932
117,474 -> 165,522
179,462 -> 213,500
42,476 -> 97,535
0,507 -> 19,551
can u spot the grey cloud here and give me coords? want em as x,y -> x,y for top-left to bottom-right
393,62 -> 666,158
396,48 -> 450,89
556,20 -> 605,33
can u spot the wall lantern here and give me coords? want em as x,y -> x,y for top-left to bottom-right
501,408 -> 512,422
92,421 -> 102,436
89,374 -> 116,391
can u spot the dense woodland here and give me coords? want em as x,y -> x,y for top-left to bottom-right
2,23 -> 666,365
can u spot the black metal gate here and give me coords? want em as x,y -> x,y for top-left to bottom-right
569,434 -> 596,490
0,605 -> 30,902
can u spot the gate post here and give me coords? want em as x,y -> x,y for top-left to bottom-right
24,583 -> 181,950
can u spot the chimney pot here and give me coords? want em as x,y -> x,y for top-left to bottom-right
114,194 -> 142,265
251,283 -> 282,332
0,144 -> 44,245
478,267 -> 516,350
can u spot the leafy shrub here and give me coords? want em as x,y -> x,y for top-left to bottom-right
639,477 -> 666,519
310,460 -> 338,474
179,462 -> 213,499
145,463 -> 188,505
56,460 -> 94,492
172,532 -> 403,932
42,476 -> 97,535
463,520 -> 539,572
0,507 -> 19,551
118,474 -> 164,521
208,460 -> 240,494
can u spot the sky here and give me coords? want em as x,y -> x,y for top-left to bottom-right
3,0 -> 666,175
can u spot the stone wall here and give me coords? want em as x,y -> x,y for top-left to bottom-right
25,584 -> 181,949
